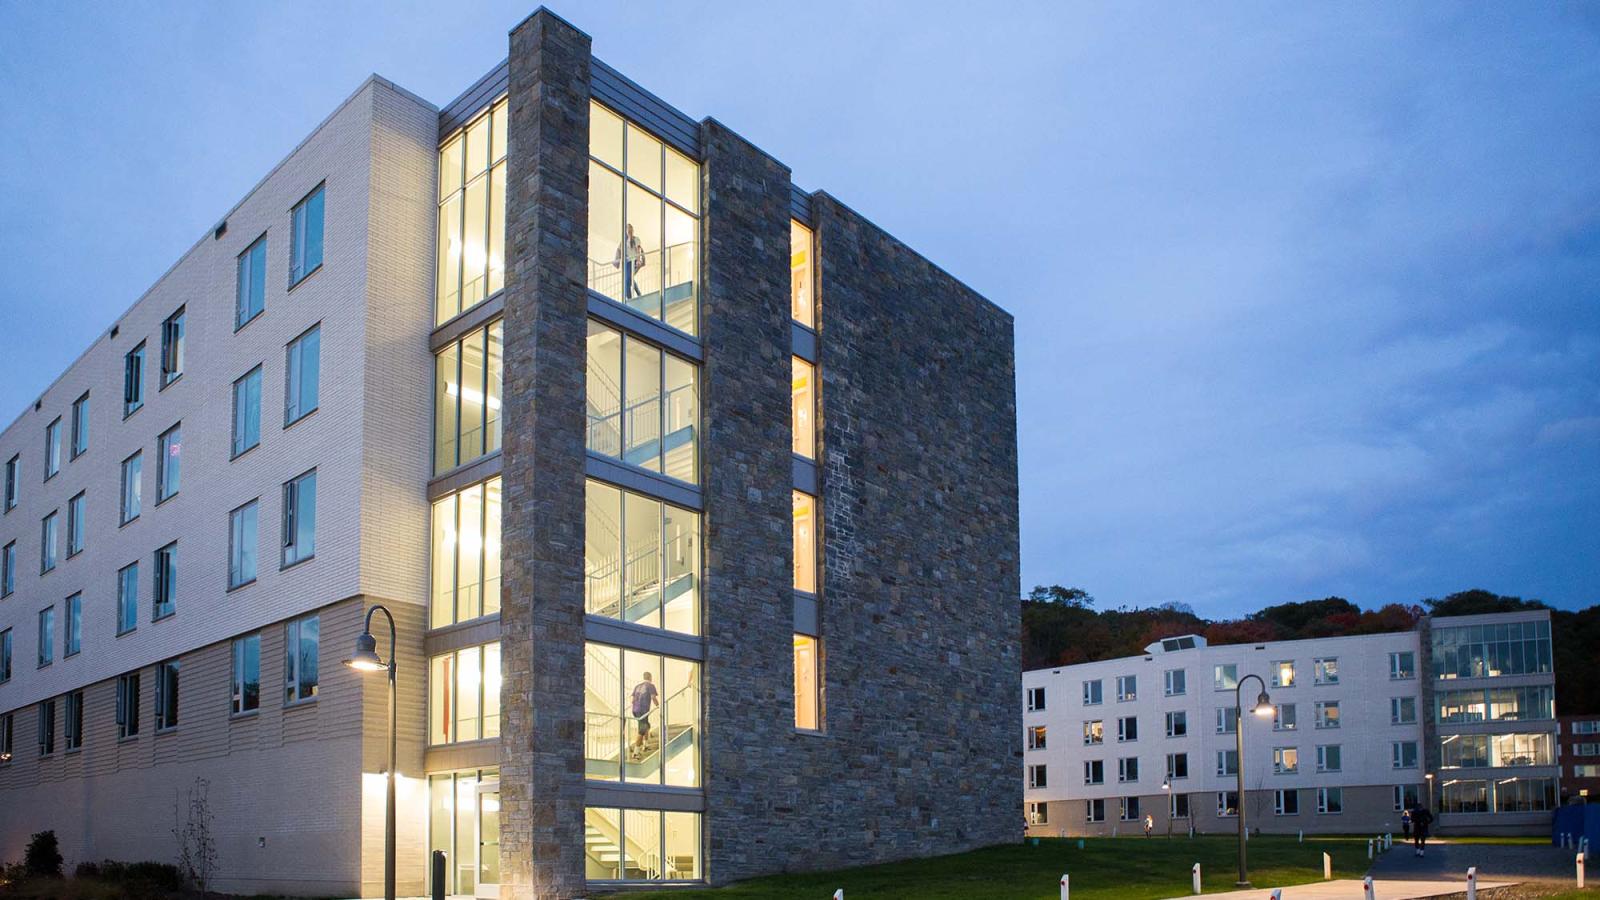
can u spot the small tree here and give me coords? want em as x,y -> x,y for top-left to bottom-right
23,830 -> 63,878
173,777 -> 218,898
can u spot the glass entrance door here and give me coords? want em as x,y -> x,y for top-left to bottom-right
475,781 -> 500,899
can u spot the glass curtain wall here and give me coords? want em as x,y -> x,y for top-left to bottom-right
585,321 -> 698,484
583,643 -> 699,788
436,98 -> 508,325
583,808 -> 699,882
430,478 -> 502,629
584,480 -> 699,634
435,321 -> 504,475
429,643 -> 502,745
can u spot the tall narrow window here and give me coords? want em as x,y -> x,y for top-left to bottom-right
67,492 -> 85,556
281,470 -> 317,567
70,393 -> 89,458
124,342 -> 145,416
431,479 -> 503,628
120,452 -> 142,523
436,97 -> 508,325
433,321 -> 502,473
64,691 -> 83,751
284,324 -> 321,425
0,542 -> 11,598
791,220 -> 815,328
116,672 -> 140,739
582,479 -> 698,635
0,628 -> 10,683
793,491 -> 817,594
582,642 -> 700,787
158,424 -> 182,501
117,562 -> 139,635
284,614 -> 320,704
3,455 -> 17,510
160,307 -> 185,386
584,321 -> 698,482
232,366 -> 263,457
428,643 -> 501,745
792,357 -> 816,459
232,634 -> 261,714
44,418 -> 61,479
794,634 -> 820,731
64,593 -> 81,657
229,500 -> 259,589
153,542 -> 177,620
290,184 -> 325,286
36,700 -> 55,756
237,236 -> 267,328
39,511 -> 58,573
155,659 -> 180,730
37,606 -> 54,667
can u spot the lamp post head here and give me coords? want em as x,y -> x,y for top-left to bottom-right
1425,773 -> 1435,780
1251,690 -> 1274,717
345,630 -> 385,672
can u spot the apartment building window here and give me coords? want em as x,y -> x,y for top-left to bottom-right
1317,787 -> 1343,814
120,452 -> 142,523
429,643 -> 501,745
1117,716 -> 1138,742
1314,700 -> 1340,729
1441,779 -> 1489,813
67,492 -> 84,556
436,98 -> 507,324
1391,696 -> 1417,724
791,220 -> 815,328
229,500 -> 258,589
585,321 -> 699,483
1487,686 -> 1555,721
117,562 -> 138,635
1083,719 -> 1104,744
40,510 -> 58,573
587,101 -> 699,335
123,342 -> 145,416
155,659 -> 180,731
581,807 -> 700,883
1274,703 -> 1297,731
1085,798 -> 1106,823
236,235 -> 267,328
1214,664 -> 1238,691
158,424 -> 181,501
153,542 -> 177,620
1118,757 -> 1139,783
1083,679 -> 1103,705
433,322 -> 502,474
37,606 -> 54,667
1574,742 -> 1600,757
70,393 -> 89,458
792,491 -> 817,595
1216,707 -> 1238,734
791,357 -> 816,459
1027,802 -> 1049,826
116,672 -> 140,739
0,628 -> 9,682
37,700 -> 56,756
1216,749 -> 1238,776
794,634 -> 820,731
583,642 -> 700,787
1316,744 -> 1341,772
281,469 -> 317,567
1271,660 -> 1295,687
1394,784 -> 1421,811
160,307 -> 185,386
1026,686 -> 1046,712
1164,668 -> 1186,696
64,594 -> 81,657
1492,733 -> 1554,767
1392,740 -> 1418,769
4,455 -> 17,510
284,325 -> 321,425
1119,796 -> 1141,821
44,417 -> 61,479
583,479 -> 697,634
432,478 -> 502,628
284,614 -> 320,704
232,366 -> 263,457
1166,752 -> 1189,780
0,712 -> 11,761
1273,746 -> 1299,774
1116,674 -> 1137,702
1389,651 -> 1416,680
1442,734 -> 1490,769
1432,619 -> 1552,679
1495,778 -> 1556,812
1027,725 -> 1047,751
1313,657 -> 1338,684
232,634 -> 261,715
1275,789 -> 1299,816
1166,710 -> 1187,738
64,691 -> 83,752
0,542 -> 11,596
1217,791 -> 1238,817
289,184 -> 325,286
1028,765 -> 1048,789
1084,759 -> 1104,784
1575,720 -> 1600,735
1170,793 -> 1190,819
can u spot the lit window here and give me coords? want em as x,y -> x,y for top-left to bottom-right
290,184 -> 325,286
285,325 -> 321,425
583,642 -> 700,787
1083,720 -> 1104,744
1116,675 -> 1137,701
431,478 -> 502,628
236,236 -> 267,328
1389,651 -> 1415,680
792,357 -> 816,459
232,366 -> 263,457
1213,664 -> 1237,691
792,491 -> 817,594
1273,747 -> 1299,774
284,614 -> 319,704
583,808 -> 700,883
434,322 -> 502,474
158,424 -> 181,501
232,634 -> 261,715
429,643 -> 501,745
1313,657 -> 1339,685
794,635 -> 820,730
1315,700 -> 1340,729
1217,791 -> 1238,817
1028,802 -> 1049,826
436,98 -> 507,324
281,470 -> 317,567
791,220 -> 815,328
585,320 -> 698,483
1027,725 -> 1047,750
1272,660 -> 1295,687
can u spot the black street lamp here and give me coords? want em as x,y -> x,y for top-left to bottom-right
345,605 -> 397,900
1233,674 -> 1275,887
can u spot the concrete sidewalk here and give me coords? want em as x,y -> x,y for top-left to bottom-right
1158,878 -> 1514,900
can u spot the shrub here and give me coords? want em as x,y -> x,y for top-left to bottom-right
22,832 -> 61,879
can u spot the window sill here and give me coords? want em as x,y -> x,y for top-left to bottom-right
116,628 -> 136,638
230,443 -> 261,462
123,406 -> 144,421
284,407 -> 319,431
284,697 -> 318,711
37,661 -> 52,670
236,307 -> 265,334
230,709 -> 260,722
44,472 -> 59,484
280,554 -> 315,572
153,611 -> 175,623
155,492 -> 177,507
64,650 -> 79,660
66,549 -> 82,560
287,263 -> 323,293
159,374 -> 183,392
155,726 -> 178,737
117,735 -> 139,744
226,578 -> 257,594
118,515 -> 140,528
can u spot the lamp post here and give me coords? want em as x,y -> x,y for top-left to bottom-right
1425,772 -> 1435,812
1163,780 -> 1173,838
1234,674 -> 1275,888
345,605 -> 398,900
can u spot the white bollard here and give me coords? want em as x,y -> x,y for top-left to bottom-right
1269,890 -> 1282,900
1060,873 -> 1069,900
833,892 -> 843,900
1467,866 -> 1478,900
1364,875 -> 1375,900
1578,853 -> 1585,890
1297,828 -> 1303,843
1323,852 -> 1332,880
1386,833 -> 1393,850
1368,839 -> 1374,860
1193,862 -> 1202,895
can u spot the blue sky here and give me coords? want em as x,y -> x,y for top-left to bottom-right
1,3 -> 1596,615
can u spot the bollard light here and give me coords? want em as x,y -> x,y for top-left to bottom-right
1364,875 -> 1375,900
1192,862 -> 1202,895
1060,873 -> 1069,900
1578,852 -> 1585,890
1467,866 -> 1478,900
1323,852 -> 1332,880
1269,890 -> 1281,900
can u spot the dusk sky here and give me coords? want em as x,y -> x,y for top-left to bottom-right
1,3 -> 1596,616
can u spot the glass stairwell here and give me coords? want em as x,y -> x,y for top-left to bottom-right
583,647 -> 698,785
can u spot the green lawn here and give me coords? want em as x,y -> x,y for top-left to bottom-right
620,835 -> 1374,900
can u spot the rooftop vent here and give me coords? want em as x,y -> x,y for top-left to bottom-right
214,219 -> 228,240
1143,634 -> 1208,655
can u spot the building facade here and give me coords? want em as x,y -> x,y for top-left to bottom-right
1021,611 -> 1558,838
0,9 -> 1021,898
1557,715 -> 1600,804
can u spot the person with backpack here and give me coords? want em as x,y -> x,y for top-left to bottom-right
1401,807 -> 1412,839
1409,804 -> 1434,856
629,670 -> 660,760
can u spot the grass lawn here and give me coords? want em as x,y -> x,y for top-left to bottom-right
621,834 -> 1375,899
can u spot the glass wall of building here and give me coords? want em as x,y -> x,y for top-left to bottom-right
584,480 -> 699,635
1440,776 -> 1555,814
1431,619 -> 1552,679
429,643 -> 501,745
434,321 -> 503,474
431,478 -> 502,629
583,643 -> 699,787
585,320 -> 698,483
583,808 -> 699,883
1435,686 -> 1554,724
436,98 -> 508,325
1439,732 -> 1554,768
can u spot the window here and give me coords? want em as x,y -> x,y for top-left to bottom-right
1316,744 -> 1341,773
67,492 -> 84,556
1119,796 -> 1141,821
160,307 -> 185,386
1026,686 -> 1046,712
792,491 -> 817,594
1116,674 -> 1137,702
1214,664 -> 1238,691
585,321 -> 699,483
433,322 -> 502,474
1084,759 -> 1104,784
231,366 -> 263,457
1165,710 -> 1187,738
289,184 -> 325,286
281,469 -> 317,567
153,542 -> 177,620
1389,651 -> 1415,680
37,700 -> 55,756
1393,741 -> 1418,769
1431,620 -> 1553,679
1314,700 -> 1340,729
236,235 -> 267,328
1575,720 -> 1600,735
40,511 -> 57,573
1317,787 -> 1343,814
1118,757 -> 1139,783
158,424 -> 181,501
120,452 -> 142,523
1027,802 -> 1049,826
1442,734 -> 1491,769
1576,764 -> 1600,778
1441,779 -> 1489,813
1494,777 -> 1556,813
1086,798 -> 1106,823
123,342 -> 145,416
1486,686 -> 1555,721
1083,679 -> 1103,705
1491,732 -> 1554,767
1217,791 -> 1238,817
1216,749 -> 1238,776
37,606 -> 54,667
791,220 -> 815,328
0,628 -> 9,682
584,642 -> 700,786
64,594 -> 80,657
1216,707 -> 1238,734
1170,793 -> 1190,819
1117,716 -> 1138,742
583,479 -> 697,634
1274,703 -> 1297,731
64,691 -> 83,751
437,98 -> 508,324
232,635 -> 261,715
116,672 -> 140,739
1391,696 -> 1417,724
0,712 -> 10,761
587,101 -> 700,335
1272,660 -> 1295,687
1166,752 -> 1189,780
791,357 -> 816,459
1164,668 -> 1186,696
1275,789 -> 1299,816
284,325 -> 321,424
0,542 -> 11,596
284,614 -> 320,704
1083,720 -> 1104,744
117,563 -> 138,635
1394,784 -> 1421,811
1027,725 -> 1047,750
582,807 -> 700,883
794,634 -> 820,730
1028,765 -> 1048,789
3,455 -> 16,510
429,643 -> 501,745
229,501 -> 258,588
155,659 -> 180,730
70,393 -> 89,458
44,417 -> 61,479
1574,742 -> 1600,757
1313,657 -> 1338,684
1273,747 -> 1299,774
432,479 -> 503,627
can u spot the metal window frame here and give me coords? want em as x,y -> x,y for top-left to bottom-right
159,306 -> 185,388
435,98 -> 509,326
284,322 -> 322,426
289,182 -> 326,287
